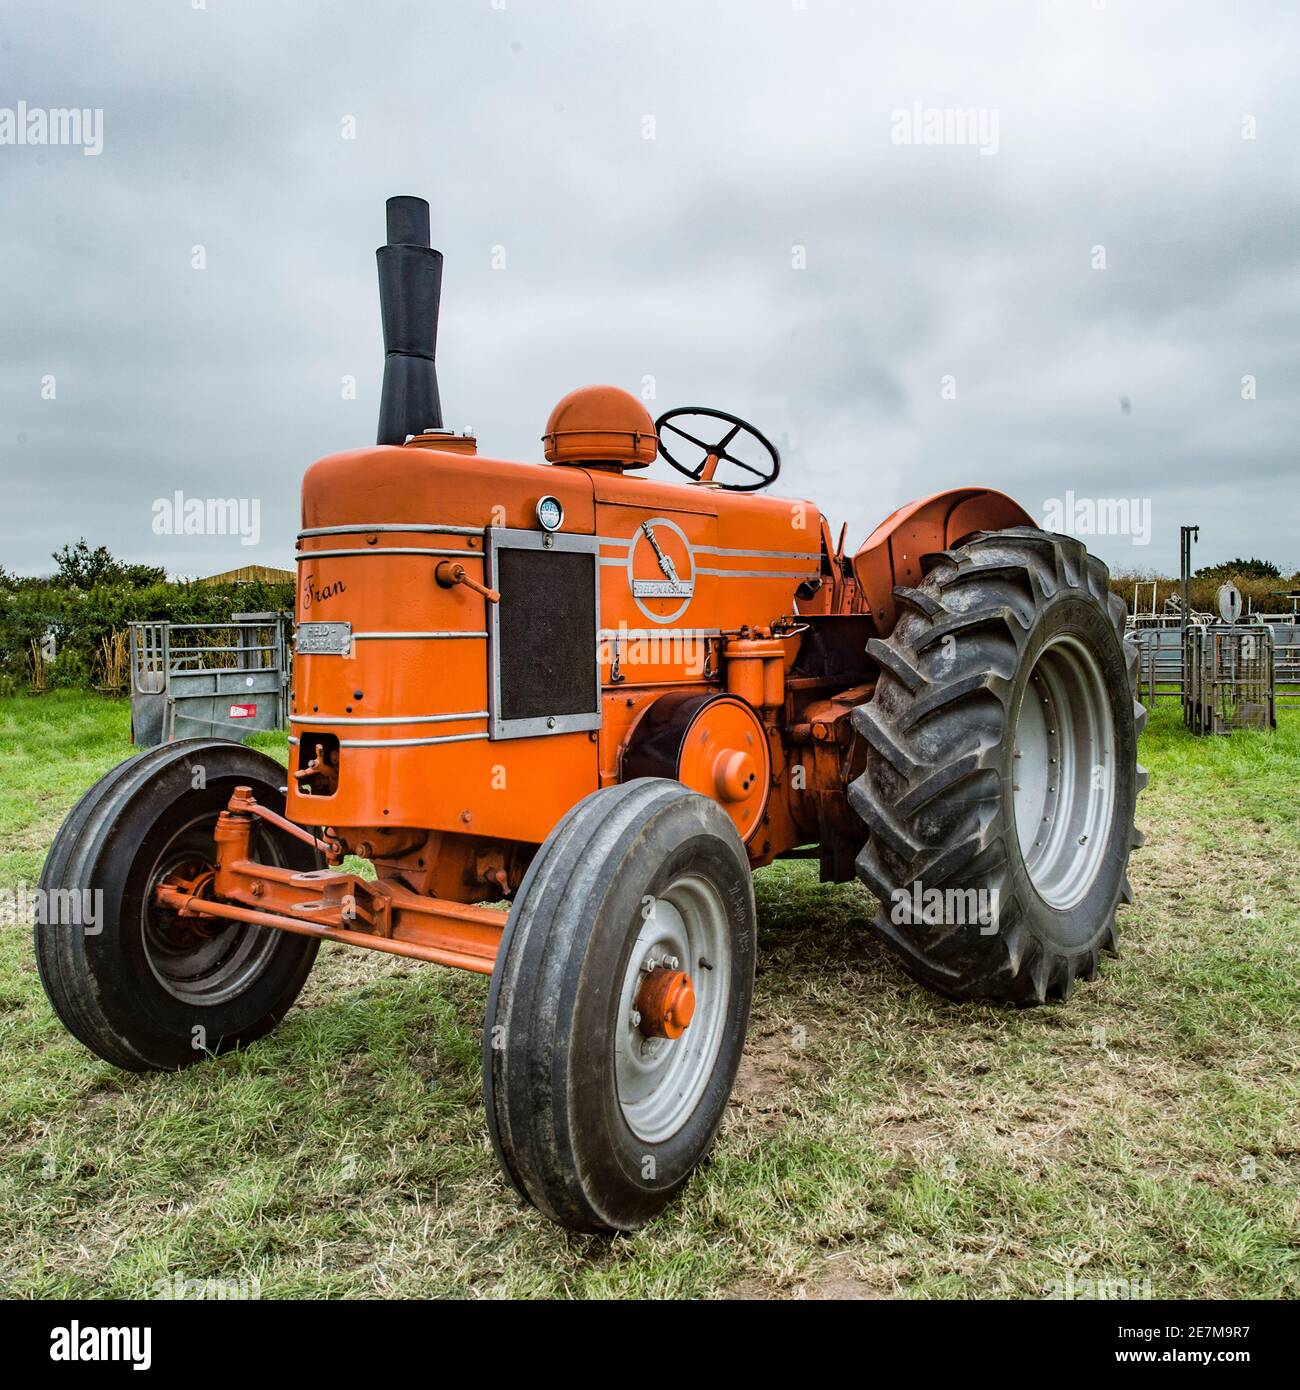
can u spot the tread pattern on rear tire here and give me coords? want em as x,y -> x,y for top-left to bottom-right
849,527 -> 1146,1005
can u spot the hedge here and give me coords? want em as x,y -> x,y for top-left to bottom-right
0,579 -> 294,693
1108,572 -> 1297,620
2,566 -> 1293,694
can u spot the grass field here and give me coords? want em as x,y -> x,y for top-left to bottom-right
1,691 -> 1297,1299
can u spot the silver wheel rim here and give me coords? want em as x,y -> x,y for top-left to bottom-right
614,873 -> 731,1145
141,813 -> 283,1006
1013,635 -> 1117,910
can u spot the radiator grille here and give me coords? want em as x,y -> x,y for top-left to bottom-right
489,531 -> 600,737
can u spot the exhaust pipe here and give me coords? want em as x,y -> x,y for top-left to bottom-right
376,195 -> 443,444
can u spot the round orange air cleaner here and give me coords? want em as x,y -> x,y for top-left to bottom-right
542,384 -> 658,467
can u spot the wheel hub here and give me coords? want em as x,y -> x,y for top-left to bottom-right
153,861 -> 221,943
614,874 -> 731,1144
1012,634 -> 1117,909
141,818 -> 283,1006
635,965 -> 697,1039
712,750 -> 757,803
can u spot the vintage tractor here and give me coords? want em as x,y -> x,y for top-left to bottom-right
37,197 -> 1145,1233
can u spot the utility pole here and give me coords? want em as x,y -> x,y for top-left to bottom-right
1179,525 -> 1199,629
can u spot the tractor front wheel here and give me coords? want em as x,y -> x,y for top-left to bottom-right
483,779 -> 755,1233
35,740 -> 319,1070
850,527 -> 1146,1004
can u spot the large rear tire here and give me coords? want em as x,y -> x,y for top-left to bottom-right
850,528 -> 1145,1004
484,779 -> 755,1232
35,740 -> 319,1070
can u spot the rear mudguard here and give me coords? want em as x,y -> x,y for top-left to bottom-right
852,488 -> 1035,638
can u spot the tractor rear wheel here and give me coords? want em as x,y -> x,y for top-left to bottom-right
483,778 -> 755,1232
850,527 -> 1145,1004
35,740 -> 319,1070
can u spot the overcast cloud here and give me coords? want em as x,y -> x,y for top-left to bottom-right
2,0 -> 1297,578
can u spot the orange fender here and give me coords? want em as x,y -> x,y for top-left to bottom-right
852,487 -> 1035,636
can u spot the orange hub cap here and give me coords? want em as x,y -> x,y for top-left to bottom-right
635,966 -> 697,1039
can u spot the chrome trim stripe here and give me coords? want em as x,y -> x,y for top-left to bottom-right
341,733 -> 490,748
289,711 -> 487,726
699,545 -> 818,560
352,630 -> 488,640
298,528 -> 815,560
290,732 -> 490,749
298,527 -> 814,559
595,535 -> 815,560
695,567 -> 819,579
298,523 -> 485,539
598,628 -> 722,639
295,547 -> 485,561
598,562 -> 817,580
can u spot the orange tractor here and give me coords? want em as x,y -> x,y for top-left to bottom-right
37,197 -> 1145,1232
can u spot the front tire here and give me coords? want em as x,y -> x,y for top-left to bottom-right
850,528 -> 1146,1004
483,779 -> 756,1233
35,740 -> 319,1071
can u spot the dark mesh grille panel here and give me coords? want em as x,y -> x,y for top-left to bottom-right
497,548 -> 597,721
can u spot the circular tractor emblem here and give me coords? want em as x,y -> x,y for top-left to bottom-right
628,516 -> 695,624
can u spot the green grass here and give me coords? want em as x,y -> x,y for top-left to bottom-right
1,691 -> 1297,1298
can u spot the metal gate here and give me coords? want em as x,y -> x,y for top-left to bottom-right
129,612 -> 290,747
1182,625 -> 1276,735
1131,615 -> 1298,712
1130,619 -> 1188,704
1268,620 -> 1300,709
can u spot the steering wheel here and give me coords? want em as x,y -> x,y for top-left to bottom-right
654,407 -> 781,492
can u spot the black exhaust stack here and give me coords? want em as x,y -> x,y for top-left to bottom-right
376,195 -> 443,444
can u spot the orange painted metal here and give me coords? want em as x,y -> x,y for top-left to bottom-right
543,385 -> 658,467
636,966 -> 696,1039
435,559 -> 500,604
723,634 -> 785,709
160,793 -> 506,973
197,388 -> 1039,971
406,431 -> 478,455
672,695 -> 771,843
852,487 -> 1034,633
289,438 -> 821,849
154,886 -> 502,974
292,446 -> 601,842
226,784 -> 342,862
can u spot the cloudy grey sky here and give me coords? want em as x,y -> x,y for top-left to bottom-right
3,0 -> 1297,579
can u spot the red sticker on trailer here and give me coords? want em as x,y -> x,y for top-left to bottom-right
228,703 -> 257,719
